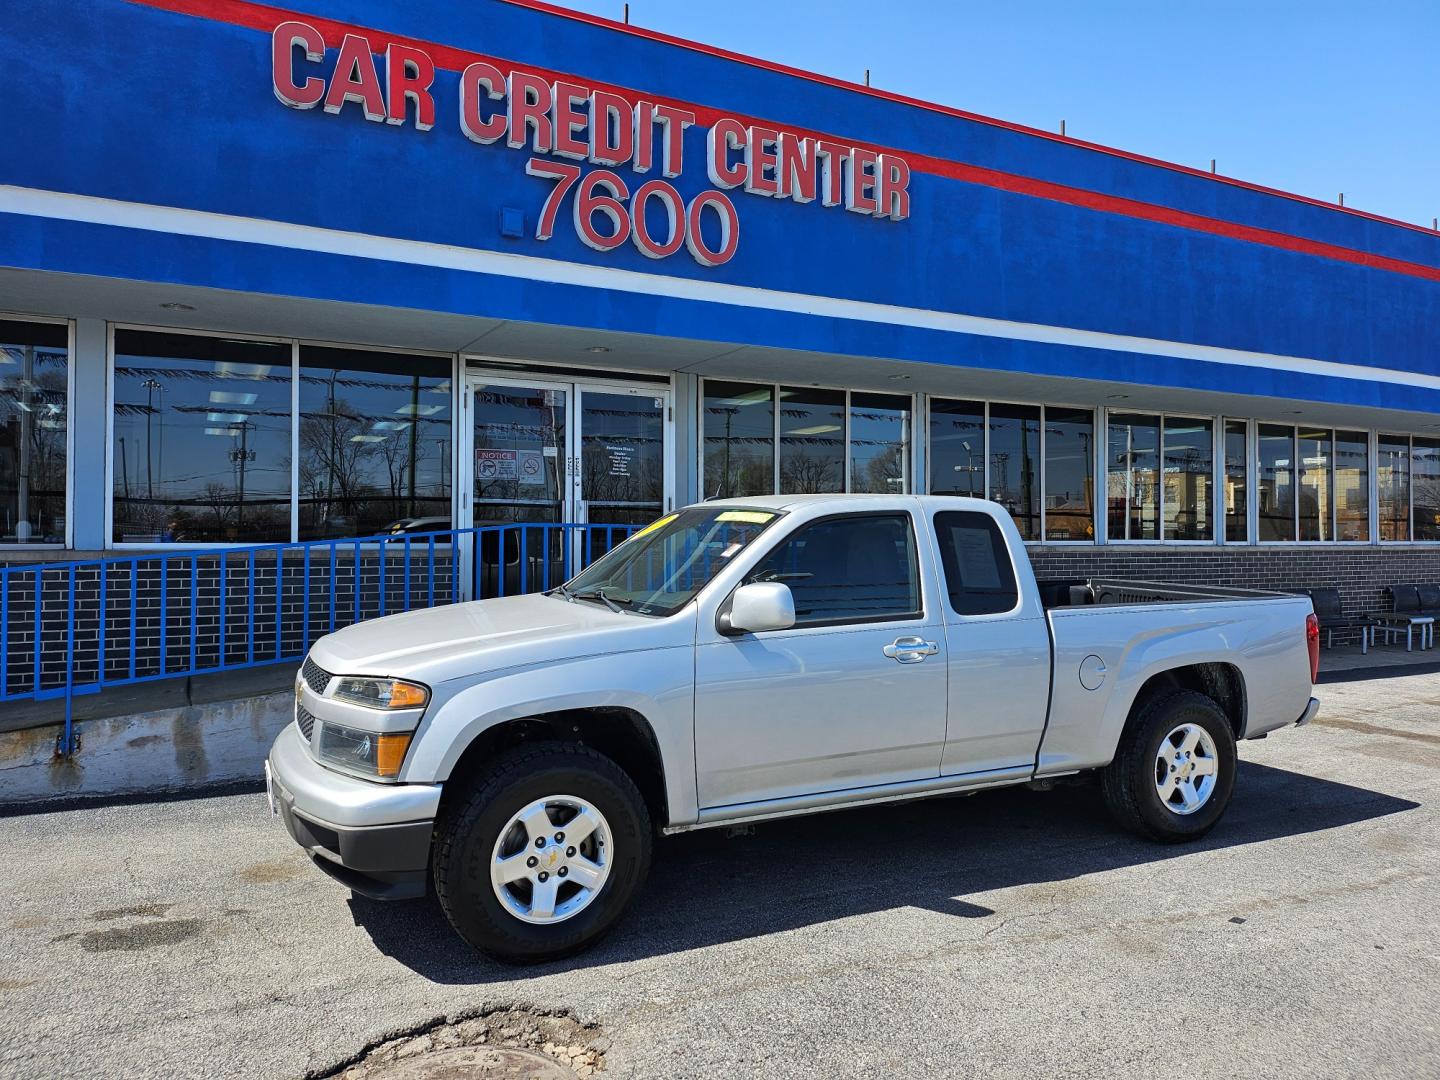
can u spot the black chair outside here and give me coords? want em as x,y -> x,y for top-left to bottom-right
1369,585 -> 1435,652
1419,583 -> 1440,619
1306,588 -> 1371,654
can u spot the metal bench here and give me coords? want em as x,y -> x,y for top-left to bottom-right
1368,585 -> 1435,652
1307,587 -> 1372,654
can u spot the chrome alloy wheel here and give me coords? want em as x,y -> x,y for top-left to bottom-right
1154,722 -> 1220,815
490,796 -> 613,925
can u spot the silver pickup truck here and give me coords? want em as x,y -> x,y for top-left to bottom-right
267,495 -> 1320,961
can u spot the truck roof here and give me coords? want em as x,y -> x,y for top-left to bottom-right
694,493 -> 997,513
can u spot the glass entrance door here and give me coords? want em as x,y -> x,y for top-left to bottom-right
469,379 -> 569,526
463,372 -> 672,584
579,384 -> 668,533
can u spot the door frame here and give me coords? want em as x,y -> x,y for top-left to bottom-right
459,362 -> 676,534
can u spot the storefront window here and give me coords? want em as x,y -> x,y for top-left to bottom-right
1378,435 -> 1410,542
1107,413 -> 1160,541
928,398 -> 985,497
703,381 -> 773,499
1223,420 -> 1248,543
1044,408 -> 1093,541
1297,428 -> 1332,541
1257,425 -> 1296,542
112,330 -> 292,544
1163,417 -> 1213,540
1,319 -> 67,544
1413,437 -> 1440,541
1334,431 -> 1369,541
990,403 -> 1041,540
778,387 -> 845,494
848,392 -> 910,494
298,346 -> 452,539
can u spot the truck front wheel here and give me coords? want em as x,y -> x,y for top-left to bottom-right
1101,690 -> 1237,842
434,741 -> 652,962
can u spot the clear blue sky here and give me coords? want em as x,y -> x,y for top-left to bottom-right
546,0 -> 1439,228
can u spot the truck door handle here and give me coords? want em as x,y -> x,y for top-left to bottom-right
883,636 -> 939,664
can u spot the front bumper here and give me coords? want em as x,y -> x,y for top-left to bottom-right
266,722 -> 441,901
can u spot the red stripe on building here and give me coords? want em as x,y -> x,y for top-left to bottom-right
502,0 -> 1440,240
128,0 -> 1440,285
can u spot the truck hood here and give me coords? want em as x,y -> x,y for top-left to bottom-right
306,592 -> 696,685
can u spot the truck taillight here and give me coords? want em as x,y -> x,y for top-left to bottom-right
1306,613 -> 1320,683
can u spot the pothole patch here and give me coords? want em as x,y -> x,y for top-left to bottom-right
320,1007 -> 607,1079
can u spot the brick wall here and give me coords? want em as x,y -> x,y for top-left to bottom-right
1026,545 -> 1440,615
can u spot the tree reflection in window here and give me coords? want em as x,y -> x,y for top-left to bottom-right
112,330 -> 292,544
298,346 -> 452,539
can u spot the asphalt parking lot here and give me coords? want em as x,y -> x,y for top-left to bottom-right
2,670 -> 1437,1080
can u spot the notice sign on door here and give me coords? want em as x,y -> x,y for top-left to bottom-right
478,448 -> 548,485
476,448 -> 518,481
517,449 -> 545,486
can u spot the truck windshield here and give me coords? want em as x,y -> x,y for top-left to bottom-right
559,507 -> 783,616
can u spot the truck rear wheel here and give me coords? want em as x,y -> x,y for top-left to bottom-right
434,741 -> 652,963
1101,690 -> 1236,843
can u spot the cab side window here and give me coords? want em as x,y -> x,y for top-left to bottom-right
933,511 -> 1019,616
748,513 -> 921,627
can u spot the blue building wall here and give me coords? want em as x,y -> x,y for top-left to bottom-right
2,0 -> 1438,407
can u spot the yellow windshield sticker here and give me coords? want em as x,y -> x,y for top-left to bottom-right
715,510 -> 776,524
632,513 -> 678,540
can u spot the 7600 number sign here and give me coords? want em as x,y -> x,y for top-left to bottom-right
526,158 -> 740,267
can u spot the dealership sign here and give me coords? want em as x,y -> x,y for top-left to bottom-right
270,22 -> 912,267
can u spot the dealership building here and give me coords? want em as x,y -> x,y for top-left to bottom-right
4,0 -> 1440,613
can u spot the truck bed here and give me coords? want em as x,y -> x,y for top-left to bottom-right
1037,577 -> 1296,609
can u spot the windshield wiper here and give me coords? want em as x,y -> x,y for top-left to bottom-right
551,582 -> 576,601
571,587 -> 631,613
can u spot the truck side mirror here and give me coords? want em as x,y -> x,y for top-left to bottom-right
722,582 -> 797,635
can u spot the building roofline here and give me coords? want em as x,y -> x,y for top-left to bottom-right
502,0 -> 1438,239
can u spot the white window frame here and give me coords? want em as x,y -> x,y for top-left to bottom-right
106,324 -> 296,550
1101,409 -> 1219,546
923,395 -> 1100,545
1405,432 -> 1440,545
298,339 -> 460,544
1375,432 -> 1414,545
0,312 -> 76,550
697,378 -> 917,500
106,324 -> 464,550
1217,417 -> 1253,546
1252,419 -> 1378,548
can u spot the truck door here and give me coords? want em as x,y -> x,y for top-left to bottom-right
929,509 -> 1052,776
693,510 -> 949,809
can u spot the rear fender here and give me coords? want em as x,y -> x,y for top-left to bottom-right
1038,603 -> 1302,775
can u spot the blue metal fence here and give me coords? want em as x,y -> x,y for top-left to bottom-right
1,522 -> 637,754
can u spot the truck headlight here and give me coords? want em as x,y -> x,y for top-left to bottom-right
316,721 -> 414,779
331,676 -> 429,710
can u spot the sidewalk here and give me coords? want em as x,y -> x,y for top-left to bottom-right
1318,640 -> 1440,684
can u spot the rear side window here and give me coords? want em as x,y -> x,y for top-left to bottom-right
933,511 -> 1019,616
748,513 -> 921,627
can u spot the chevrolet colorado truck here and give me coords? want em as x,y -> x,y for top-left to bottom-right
266,495 -> 1320,961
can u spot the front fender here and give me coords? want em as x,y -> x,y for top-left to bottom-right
400,646 -> 699,828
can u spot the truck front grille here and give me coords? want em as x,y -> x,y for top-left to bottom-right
296,702 -> 317,741
300,657 -> 331,695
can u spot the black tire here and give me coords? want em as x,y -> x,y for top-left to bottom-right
1101,690 -> 1237,843
434,741 -> 652,963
